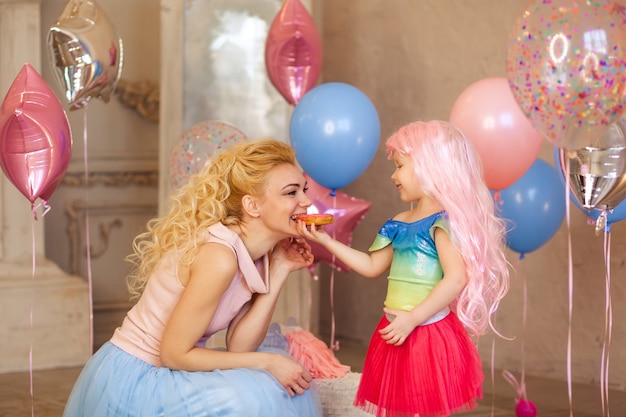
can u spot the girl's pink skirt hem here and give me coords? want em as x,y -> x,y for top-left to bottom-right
354,312 -> 483,417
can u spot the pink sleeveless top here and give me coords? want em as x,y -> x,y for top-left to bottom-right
110,223 -> 270,367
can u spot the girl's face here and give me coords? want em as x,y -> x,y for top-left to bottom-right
259,163 -> 311,235
391,153 -> 422,202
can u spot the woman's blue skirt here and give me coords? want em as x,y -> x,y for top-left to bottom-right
63,342 -> 323,417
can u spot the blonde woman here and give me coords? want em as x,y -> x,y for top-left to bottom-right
64,139 -> 322,417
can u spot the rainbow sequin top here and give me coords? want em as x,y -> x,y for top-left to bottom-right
369,211 -> 449,311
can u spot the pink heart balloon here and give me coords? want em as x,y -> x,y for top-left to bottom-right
265,0 -> 322,106
304,174 -> 371,272
0,63 -> 72,212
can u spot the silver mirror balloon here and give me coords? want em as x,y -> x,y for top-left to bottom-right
557,118 -> 626,233
47,0 -> 123,110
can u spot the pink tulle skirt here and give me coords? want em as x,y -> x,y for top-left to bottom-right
354,313 -> 483,417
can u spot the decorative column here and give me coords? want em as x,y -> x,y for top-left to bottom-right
0,0 -> 90,373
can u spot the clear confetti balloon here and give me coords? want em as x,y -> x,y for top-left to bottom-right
507,0 -> 626,149
169,120 -> 247,190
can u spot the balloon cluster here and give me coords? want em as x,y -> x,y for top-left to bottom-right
505,0 -> 626,234
453,0 -> 626,254
263,1 -> 377,271
447,77 -> 562,255
265,0 -> 378,195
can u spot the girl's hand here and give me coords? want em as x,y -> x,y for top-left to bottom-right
272,237 -> 314,272
295,221 -> 332,246
265,353 -> 313,397
379,307 -> 418,346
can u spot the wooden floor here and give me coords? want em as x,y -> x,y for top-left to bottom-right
1,342 -> 624,417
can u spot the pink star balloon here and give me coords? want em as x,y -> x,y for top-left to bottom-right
265,0 -> 322,105
0,63 -> 72,217
304,174 -> 371,271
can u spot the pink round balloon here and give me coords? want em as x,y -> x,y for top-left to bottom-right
169,120 -> 247,190
507,0 -> 626,149
0,63 -> 72,209
304,174 -> 371,272
450,77 -> 543,191
265,0 -> 322,106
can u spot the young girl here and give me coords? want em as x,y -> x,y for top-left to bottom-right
297,120 -> 510,417
63,139 -> 323,417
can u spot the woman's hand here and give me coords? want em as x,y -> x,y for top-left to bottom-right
272,237 -> 314,273
265,353 -> 313,397
379,307 -> 419,346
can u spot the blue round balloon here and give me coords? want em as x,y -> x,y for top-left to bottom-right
552,146 -> 626,223
497,158 -> 566,254
289,82 -> 380,191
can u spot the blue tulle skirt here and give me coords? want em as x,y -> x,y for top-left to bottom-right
63,342 -> 323,417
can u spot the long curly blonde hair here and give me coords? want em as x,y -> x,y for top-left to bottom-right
126,138 -> 296,300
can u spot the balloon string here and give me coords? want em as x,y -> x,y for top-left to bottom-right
306,269 -> 312,332
31,203 -> 38,221
328,267 -> 339,351
521,267 -> 528,397
490,328 -> 496,417
295,267 -> 301,329
30,219 -> 35,417
502,370 -> 526,400
600,225 -> 613,417
328,194 -> 339,351
31,200 -> 51,220
83,106 -> 94,355
565,158 -> 574,417
502,268 -> 529,402
40,201 -> 51,218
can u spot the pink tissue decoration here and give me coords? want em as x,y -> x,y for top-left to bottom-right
283,327 -> 350,379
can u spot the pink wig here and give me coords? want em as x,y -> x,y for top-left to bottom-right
386,120 -> 510,336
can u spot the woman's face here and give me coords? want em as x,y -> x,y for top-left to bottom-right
259,163 -> 311,235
